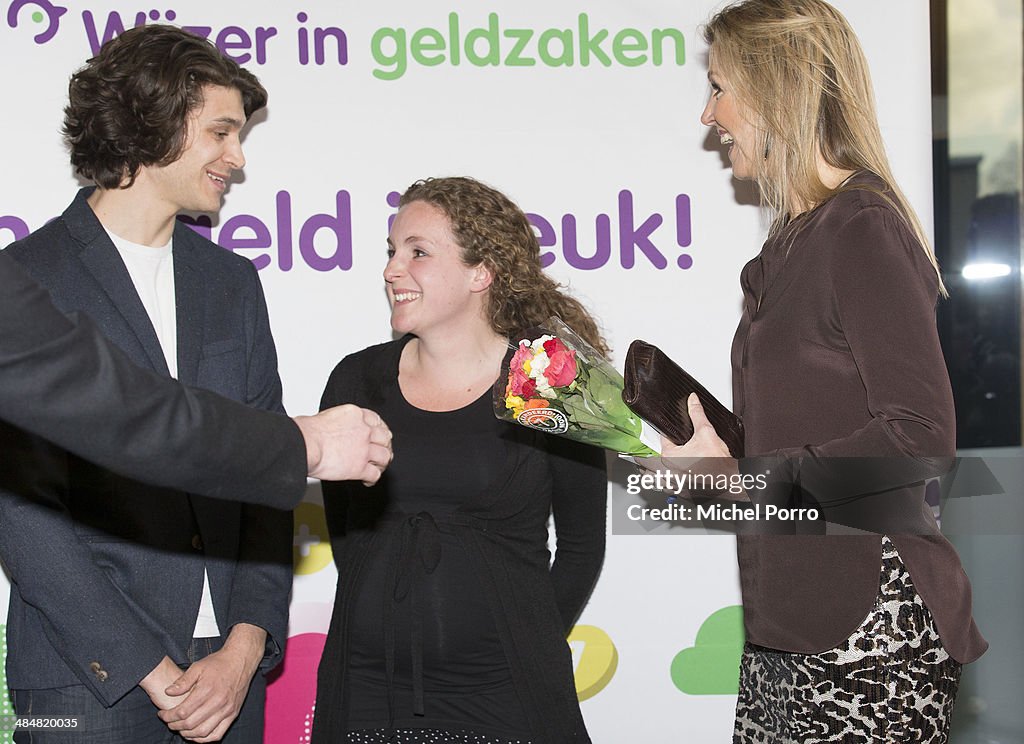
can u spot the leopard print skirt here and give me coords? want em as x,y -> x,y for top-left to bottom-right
733,537 -> 962,743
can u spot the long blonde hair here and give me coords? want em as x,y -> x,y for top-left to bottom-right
703,0 -> 946,294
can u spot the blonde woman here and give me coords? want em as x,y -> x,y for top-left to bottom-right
662,1 -> 987,741
311,177 -> 607,743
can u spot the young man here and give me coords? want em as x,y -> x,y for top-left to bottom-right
0,25 -> 295,742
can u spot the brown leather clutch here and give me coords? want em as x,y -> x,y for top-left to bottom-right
622,339 -> 745,457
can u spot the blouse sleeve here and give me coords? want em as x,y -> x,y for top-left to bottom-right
773,205 -> 955,461
547,436 -> 608,630
755,205 -> 956,508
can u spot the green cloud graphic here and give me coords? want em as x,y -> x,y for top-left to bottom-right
670,605 -> 745,695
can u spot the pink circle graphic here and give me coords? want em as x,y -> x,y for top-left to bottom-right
264,632 -> 327,743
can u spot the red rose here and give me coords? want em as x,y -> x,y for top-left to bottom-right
543,339 -> 577,388
521,378 -> 537,398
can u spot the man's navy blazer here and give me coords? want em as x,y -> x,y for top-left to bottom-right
0,189 -> 293,706
0,249 -> 307,503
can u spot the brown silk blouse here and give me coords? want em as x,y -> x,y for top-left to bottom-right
731,174 -> 987,664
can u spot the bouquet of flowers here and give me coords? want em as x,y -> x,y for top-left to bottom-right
493,317 -> 659,456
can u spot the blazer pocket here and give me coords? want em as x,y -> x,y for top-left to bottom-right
201,338 -> 244,358
197,339 -> 246,398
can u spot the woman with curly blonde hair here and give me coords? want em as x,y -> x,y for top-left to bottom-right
660,0 -> 986,741
394,177 -> 608,356
311,176 -> 607,743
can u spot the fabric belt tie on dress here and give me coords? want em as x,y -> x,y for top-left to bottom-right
383,511 -> 442,725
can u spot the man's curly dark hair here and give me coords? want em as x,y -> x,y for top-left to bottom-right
63,24 -> 268,189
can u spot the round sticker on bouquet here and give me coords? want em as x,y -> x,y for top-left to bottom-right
517,407 -> 569,433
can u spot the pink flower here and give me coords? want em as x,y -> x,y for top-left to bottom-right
508,344 -> 533,397
542,338 -> 577,388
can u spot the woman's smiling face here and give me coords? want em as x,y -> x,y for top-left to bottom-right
383,200 -> 490,337
700,54 -> 759,180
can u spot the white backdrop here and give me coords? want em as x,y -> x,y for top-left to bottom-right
0,1 -> 933,741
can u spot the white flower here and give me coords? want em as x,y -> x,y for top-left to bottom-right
530,335 -> 555,352
535,375 -> 556,399
529,350 -> 550,379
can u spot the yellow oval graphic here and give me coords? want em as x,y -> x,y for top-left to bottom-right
568,624 -> 618,701
293,502 -> 333,575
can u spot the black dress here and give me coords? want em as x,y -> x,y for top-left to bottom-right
311,336 -> 606,744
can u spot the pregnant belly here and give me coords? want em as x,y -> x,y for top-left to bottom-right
347,532 -> 511,687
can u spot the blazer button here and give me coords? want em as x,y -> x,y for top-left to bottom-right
191,534 -> 203,551
89,661 -> 109,682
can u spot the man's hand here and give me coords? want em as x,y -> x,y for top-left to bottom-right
157,624 -> 266,742
140,655 -> 188,711
294,404 -> 393,484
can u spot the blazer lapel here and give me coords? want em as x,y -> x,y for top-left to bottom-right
66,191 -> 170,376
171,227 -> 233,518
171,225 -> 206,387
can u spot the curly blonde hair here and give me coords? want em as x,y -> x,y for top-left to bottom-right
399,177 -> 609,357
